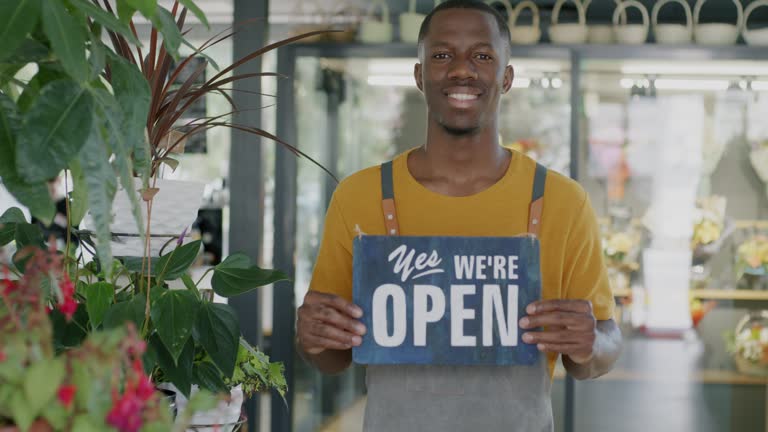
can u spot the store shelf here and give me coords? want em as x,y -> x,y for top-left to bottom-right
691,289 -> 768,301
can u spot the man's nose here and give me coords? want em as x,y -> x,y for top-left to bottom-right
447,56 -> 478,81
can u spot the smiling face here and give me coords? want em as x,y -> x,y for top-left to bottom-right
415,8 -> 513,136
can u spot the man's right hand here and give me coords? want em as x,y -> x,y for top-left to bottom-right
297,291 -> 367,355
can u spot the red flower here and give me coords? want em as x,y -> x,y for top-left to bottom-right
0,351 -> 6,362
136,377 -> 155,402
57,385 -> 76,408
60,297 -> 78,321
106,392 -> 144,432
1,279 -> 17,296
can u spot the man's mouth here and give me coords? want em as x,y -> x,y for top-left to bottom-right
444,87 -> 482,108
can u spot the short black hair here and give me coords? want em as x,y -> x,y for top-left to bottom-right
417,0 -> 512,57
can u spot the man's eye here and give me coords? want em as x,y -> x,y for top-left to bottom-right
476,54 -> 493,61
433,53 -> 450,59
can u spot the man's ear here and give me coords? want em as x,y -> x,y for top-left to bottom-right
502,64 -> 514,93
414,63 -> 424,92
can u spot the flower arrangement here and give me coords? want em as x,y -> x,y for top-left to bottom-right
602,231 -> 641,270
691,196 -> 727,252
736,235 -> 768,277
726,311 -> 768,376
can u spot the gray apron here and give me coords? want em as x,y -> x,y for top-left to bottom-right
362,161 -> 553,432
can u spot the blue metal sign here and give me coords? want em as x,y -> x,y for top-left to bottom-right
352,235 -> 541,365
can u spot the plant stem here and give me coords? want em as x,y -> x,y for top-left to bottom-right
195,267 -> 214,288
64,171 -> 72,275
141,177 -> 157,337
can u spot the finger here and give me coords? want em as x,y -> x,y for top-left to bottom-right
526,299 -> 592,315
519,311 -> 595,330
307,319 -> 363,347
305,291 -> 363,318
522,330 -> 594,345
300,333 -> 353,352
302,304 -> 367,336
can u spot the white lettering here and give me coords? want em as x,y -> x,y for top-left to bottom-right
389,245 -> 444,282
476,256 -> 487,280
451,285 -> 476,346
482,284 -> 518,346
413,285 -> 446,346
508,256 -> 519,280
372,284 -> 407,347
454,256 -> 474,279
494,256 -> 506,279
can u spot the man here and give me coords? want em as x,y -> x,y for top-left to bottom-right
296,1 -> 622,430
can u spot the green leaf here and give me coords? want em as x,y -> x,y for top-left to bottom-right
156,240 -> 202,281
90,88 -> 144,243
126,0 -> 156,18
14,223 -> 44,249
24,357 -> 65,415
0,94 -> 54,224
108,53 -> 151,179
103,293 -> 146,330
69,0 -> 141,46
0,0 -> 42,61
151,289 -> 199,364
88,31 -> 106,82
0,207 -> 26,224
179,0 -> 209,28
150,7 -> 182,58
85,282 -> 114,329
68,159 -> 88,226
193,361 -> 228,394
16,66 -> 68,113
1,37 -> 49,65
42,0 -> 89,80
10,393 -> 34,432
212,253 -> 289,298
0,207 -> 25,246
181,273 -> 200,297
116,1 -> 137,24
51,305 -> 89,350
152,334 -> 194,397
193,303 -> 239,378
79,120 -> 118,276
42,401 -> 68,430
17,80 -> 94,183
71,415 -> 101,432
121,256 -> 160,274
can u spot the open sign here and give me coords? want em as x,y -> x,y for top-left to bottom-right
352,236 -> 541,366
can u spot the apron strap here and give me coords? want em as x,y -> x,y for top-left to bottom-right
381,159 -> 546,237
528,162 -> 547,237
381,161 -> 400,236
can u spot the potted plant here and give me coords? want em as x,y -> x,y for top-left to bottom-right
1,1 -> 334,429
0,239 -> 224,431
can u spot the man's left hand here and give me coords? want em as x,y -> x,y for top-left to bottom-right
519,299 -> 596,364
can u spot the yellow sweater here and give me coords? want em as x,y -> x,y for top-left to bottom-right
309,148 -> 614,375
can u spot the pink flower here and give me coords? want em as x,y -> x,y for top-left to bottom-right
60,297 -> 78,321
0,351 -> 6,362
57,385 -> 76,408
136,377 -> 155,402
106,393 -> 144,432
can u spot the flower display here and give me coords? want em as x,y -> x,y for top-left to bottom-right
736,235 -> 768,276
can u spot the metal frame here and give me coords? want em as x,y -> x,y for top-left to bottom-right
271,41 -> 768,432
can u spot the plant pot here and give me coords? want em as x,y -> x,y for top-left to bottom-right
693,0 -> 743,45
82,177 -> 205,256
652,0 -> 693,44
743,0 -> 768,46
0,420 -> 53,432
160,384 -> 244,432
549,0 -> 588,44
613,1 -> 649,45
